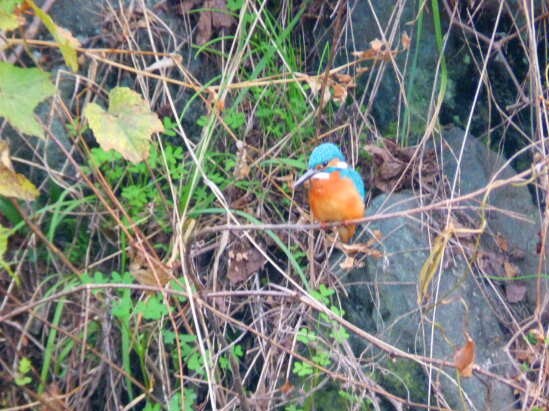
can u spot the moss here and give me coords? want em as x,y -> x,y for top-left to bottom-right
374,358 -> 428,405
301,383 -> 374,411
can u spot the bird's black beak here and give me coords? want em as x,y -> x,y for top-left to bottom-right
293,169 -> 317,188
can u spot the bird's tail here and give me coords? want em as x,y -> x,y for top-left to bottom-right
337,225 -> 356,243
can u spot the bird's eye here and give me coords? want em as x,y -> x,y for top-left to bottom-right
321,161 -> 329,167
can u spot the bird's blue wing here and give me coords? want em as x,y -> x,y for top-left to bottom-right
341,168 -> 366,199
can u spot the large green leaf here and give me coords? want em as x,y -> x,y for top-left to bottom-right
0,0 -> 24,31
0,62 -> 56,139
84,87 -> 164,164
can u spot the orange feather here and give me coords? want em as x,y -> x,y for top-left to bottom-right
308,171 -> 365,243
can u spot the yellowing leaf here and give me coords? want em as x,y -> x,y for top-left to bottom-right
454,334 -> 475,377
418,228 -> 451,304
26,0 -> 80,72
0,0 -> 24,31
0,224 -> 18,283
0,62 -> 56,139
0,141 -> 39,200
84,87 -> 164,164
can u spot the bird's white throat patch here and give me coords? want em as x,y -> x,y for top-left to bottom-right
334,161 -> 348,169
311,172 -> 331,180
311,161 -> 349,180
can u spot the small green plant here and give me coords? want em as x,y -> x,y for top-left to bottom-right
15,357 -> 32,386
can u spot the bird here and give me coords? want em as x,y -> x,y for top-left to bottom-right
294,143 -> 365,243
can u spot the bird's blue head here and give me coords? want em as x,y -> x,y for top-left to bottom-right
308,143 -> 346,169
294,143 -> 349,189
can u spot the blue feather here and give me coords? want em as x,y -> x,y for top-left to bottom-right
308,143 -> 366,199
308,143 -> 345,168
325,166 -> 366,199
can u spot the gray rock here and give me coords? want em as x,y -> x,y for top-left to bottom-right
440,127 -> 546,314
339,191 -> 516,410
335,126 -> 548,409
349,1 -> 460,137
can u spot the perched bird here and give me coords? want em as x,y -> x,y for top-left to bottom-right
294,143 -> 365,243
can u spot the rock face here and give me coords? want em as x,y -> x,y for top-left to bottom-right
338,127 -> 547,409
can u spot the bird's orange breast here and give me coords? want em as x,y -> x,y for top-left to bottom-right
308,171 -> 365,223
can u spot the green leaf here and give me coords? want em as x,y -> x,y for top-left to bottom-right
0,62 -> 56,139
292,361 -> 313,377
135,294 -> 169,320
0,0 -> 24,30
26,0 -> 80,71
18,357 -> 32,374
84,87 -> 164,164
0,224 -> 17,283
15,375 -> 31,386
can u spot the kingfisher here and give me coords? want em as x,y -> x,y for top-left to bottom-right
294,143 -> 365,243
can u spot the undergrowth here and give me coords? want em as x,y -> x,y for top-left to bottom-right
1,1 -> 548,410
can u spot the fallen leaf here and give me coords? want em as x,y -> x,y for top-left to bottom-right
418,229 -> 451,304
331,82 -> 347,104
503,261 -> 519,278
0,141 -> 39,200
505,282 -> 527,303
454,334 -> 475,377
195,0 -> 235,45
227,240 -> 267,284
128,247 -> 171,287
305,75 -> 322,96
339,255 -> 364,270
333,73 -> 353,84
495,232 -> 509,252
279,380 -> 294,395
84,87 -> 164,164
365,139 -> 438,192
0,62 -> 56,139
352,38 -> 397,61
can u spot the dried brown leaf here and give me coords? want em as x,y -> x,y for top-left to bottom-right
129,248 -> 171,287
0,141 -> 39,200
365,139 -> 438,192
227,243 -> 267,284
454,334 -> 475,377
339,255 -> 364,270
334,73 -> 353,84
195,0 -> 235,45
505,282 -> 527,303
495,232 -> 509,252
331,82 -> 347,104
279,380 -> 294,395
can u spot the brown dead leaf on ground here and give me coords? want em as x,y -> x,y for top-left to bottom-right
339,255 -> 365,270
454,333 -> 475,377
475,246 -> 527,304
337,230 -> 384,269
304,72 -> 355,106
227,239 -> 267,284
365,139 -> 438,192
179,0 -> 235,45
129,248 -> 172,287
352,38 -> 399,61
